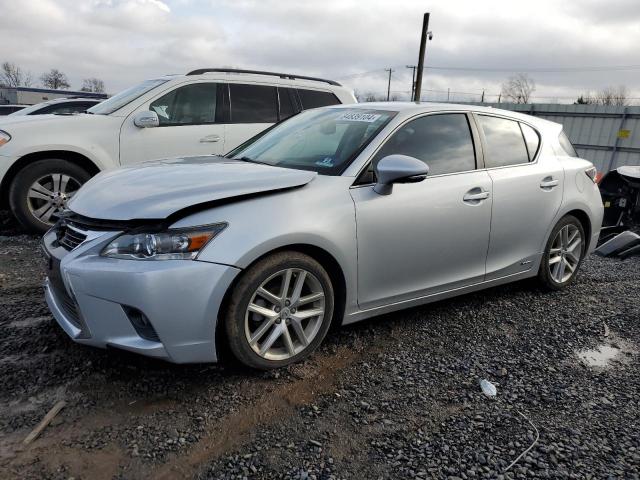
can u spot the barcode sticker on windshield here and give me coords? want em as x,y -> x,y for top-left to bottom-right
339,112 -> 381,122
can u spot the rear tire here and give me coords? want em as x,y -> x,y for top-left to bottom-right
538,215 -> 586,290
9,159 -> 91,233
224,251 -> 334,370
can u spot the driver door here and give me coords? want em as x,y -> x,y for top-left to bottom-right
120,82 -> 226,164
350,113 -> 493,310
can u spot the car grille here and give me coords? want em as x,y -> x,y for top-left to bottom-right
58,224 -> 88,251
46,253 -> 89,338
50,281 -> 82,328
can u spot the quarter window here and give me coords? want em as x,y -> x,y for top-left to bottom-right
559,131 -> 578,157
278,87 -> 297,121
372,113 -> 476,176
478,115 -> 529,168
520,123 -> 540,160
150,83 -> 218,126
230,84 -> 278,123
297,89 -> 341,109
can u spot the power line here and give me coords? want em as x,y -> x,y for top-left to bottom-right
424,64 -> 640,73
337,63 -> 640,80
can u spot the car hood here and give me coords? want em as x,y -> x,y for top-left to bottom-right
0,112 -> 98,129
68,156 -> 317,220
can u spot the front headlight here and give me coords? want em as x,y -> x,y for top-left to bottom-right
101,223 -> 227,260
0,130 -> 11,147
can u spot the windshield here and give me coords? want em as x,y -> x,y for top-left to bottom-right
88,78 -> 168,115
231,108 -> 396,175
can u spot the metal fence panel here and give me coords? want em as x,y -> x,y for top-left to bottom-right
462,102 -> 640,173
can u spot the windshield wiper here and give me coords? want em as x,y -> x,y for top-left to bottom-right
236,156 -> 271,166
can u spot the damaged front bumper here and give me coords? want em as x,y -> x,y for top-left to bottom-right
42,221 -> 240,363
596,166 -> 640,258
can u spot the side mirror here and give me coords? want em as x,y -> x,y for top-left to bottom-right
373,155 -> 429,195
133,110 -> 159,128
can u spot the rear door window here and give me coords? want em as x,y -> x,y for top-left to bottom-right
230,84 -> 278,123
478,115 -> 529,168
150,83 -> 218,126
297,89 -> 341,109
372,113 -> 476,176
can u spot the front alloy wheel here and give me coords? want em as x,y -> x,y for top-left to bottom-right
26,173 -> 82,225
245,268 -> 326,361
225,252 -> 334,369
9,159 -> 91,232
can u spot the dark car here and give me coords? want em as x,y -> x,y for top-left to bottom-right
8,98 -> 103,116
0,105 -> 26,115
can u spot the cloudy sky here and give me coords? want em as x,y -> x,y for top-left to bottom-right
1,0 -> 639,103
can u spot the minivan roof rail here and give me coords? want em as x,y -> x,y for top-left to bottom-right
186,68 -> 342,86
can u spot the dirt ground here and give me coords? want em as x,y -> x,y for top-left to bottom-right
1,214 -> 639,479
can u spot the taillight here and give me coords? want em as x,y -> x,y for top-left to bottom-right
585,166 -> 598,184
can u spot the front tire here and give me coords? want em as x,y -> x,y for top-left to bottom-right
224,251 -> 334,370
9,159 -> 91,233
538,215 -> 586,290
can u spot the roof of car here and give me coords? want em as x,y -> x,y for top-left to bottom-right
40,97 -> 102,104
330,101 -> 559,129
155,69 -> 348,91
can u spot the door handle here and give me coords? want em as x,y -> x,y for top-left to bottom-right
199,134 -> 220,143
463,188 -> 490,204
540,176 -> 559,189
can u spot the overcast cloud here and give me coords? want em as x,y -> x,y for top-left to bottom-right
1,0 -> 639,103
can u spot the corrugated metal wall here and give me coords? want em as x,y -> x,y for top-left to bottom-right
464,102 -> 640,173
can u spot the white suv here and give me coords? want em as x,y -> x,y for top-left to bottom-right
0,68 -> 356,231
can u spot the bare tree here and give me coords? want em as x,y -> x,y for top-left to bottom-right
500,73 -> 536,104
40,69 -> 70,90
80,77 -> 105,93
596,85 -> 628,106
1,62 -> 33,87
362,91 -> 383,102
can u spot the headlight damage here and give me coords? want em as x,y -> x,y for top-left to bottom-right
101,223 -> 227,260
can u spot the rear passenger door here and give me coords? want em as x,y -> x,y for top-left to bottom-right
477,114 -> 564,280
222,85 -> 342,153
224,83 -> 280,152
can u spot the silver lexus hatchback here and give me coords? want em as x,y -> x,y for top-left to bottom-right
42,103 -> 603,369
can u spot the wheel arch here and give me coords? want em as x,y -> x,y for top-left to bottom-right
1,150 -> 101,207
214,243 -> 348,362
565,208 -> 592,246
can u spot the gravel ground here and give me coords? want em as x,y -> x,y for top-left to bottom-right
0,211 -> 639,479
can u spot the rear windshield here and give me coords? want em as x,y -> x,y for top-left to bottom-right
231,108 -> 397,175
88,79 -> 168,115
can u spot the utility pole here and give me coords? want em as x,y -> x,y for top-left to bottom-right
385,68 -> 394,101
481,90 -> 485,103
413,12 -> 431,102
406,65 -> 417,100
447,88 -> 450,102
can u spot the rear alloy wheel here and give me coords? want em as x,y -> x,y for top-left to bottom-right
9,159 -> 91,232
225,252 -> 334,369
539,215 -> 585,290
